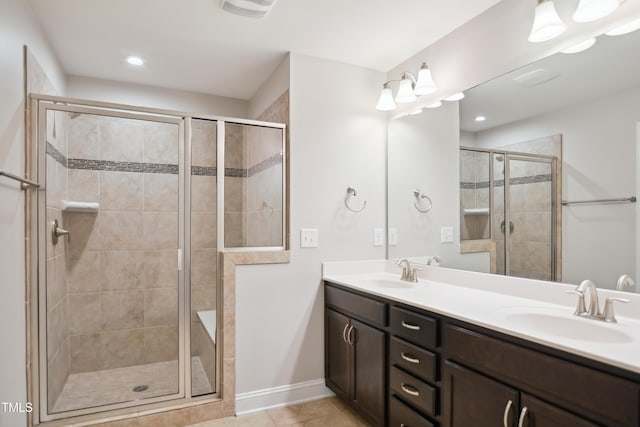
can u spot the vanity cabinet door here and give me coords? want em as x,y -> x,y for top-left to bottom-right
351,319 -> 385,424
326,308 -> 350,400
443,361 -> 519,427
519,394 -> 599,427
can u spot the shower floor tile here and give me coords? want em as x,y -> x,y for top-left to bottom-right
52,357 -> 213,413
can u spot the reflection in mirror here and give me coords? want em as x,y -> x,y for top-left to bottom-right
387,27 -> 640,291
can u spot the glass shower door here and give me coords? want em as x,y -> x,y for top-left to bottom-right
39,105 -> 184,418
504,155 -> 555,281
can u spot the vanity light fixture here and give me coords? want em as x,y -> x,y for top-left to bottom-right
375,63 -> 438,111
561,37 -> 597,53
444,92 -> 465,101
475,115 -> 487,122
396,73 -> 417,103
528,0 -> 567,43
425,101 -> 442,109
605,17 -> 640,35
573,0 -> 622,23
126,56 -> 144,66
375,83 -> 396,111
409,108 -> 423,115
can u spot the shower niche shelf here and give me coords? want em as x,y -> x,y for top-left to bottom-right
62,200 -> 100,213
463,207 -> 489,216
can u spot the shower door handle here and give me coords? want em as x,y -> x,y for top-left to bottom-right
500,221 -> 514,235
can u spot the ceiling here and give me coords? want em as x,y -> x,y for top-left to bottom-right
29,0 -> 502,100
460,28 -> 640,133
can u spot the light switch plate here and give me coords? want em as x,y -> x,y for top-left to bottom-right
388,228 -> 398,246
441,226 -> 454,243
374,228 -> 385,246
300,228 -> 319,248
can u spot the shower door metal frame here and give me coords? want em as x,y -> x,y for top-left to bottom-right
32,99 -> 187,423
29,94 -> 288,425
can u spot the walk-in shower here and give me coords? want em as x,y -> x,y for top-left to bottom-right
460,147 -> 557,281
29,95 -> 286,424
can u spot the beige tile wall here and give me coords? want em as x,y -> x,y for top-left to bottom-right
460,150 -> 490,241
65,115 -> 181,377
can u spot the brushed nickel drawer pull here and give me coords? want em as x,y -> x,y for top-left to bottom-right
517,407 -> 528,427
347,325 -> 354,345
401,321 -> 420,331
401,352 -> 420,364
503,400 -> 513,427
400,383 -> 419,397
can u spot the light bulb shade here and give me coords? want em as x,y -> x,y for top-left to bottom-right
444,92 -> 465,101
395,78 -> 417,103
414,66 -> 437,95
573,0 -> 621,23
376,87 -> 396,111
425,101 -> 442,109
561,37 -> 596,54
528,0 -> 567,43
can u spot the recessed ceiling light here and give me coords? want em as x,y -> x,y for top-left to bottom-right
444,92 -> 465,101
126,56 -> 144,66
606,17 -> 640,36
475,115 -> 486,122
561,38 -> 596,54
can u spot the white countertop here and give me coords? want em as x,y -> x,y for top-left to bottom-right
323,260 -> 640,375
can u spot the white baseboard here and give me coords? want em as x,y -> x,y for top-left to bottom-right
235,379 -> 335,415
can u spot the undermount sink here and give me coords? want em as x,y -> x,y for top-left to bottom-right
499,309 -> 632,344
357,275 -> 415,289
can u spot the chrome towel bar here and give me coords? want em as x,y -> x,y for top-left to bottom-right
0,169 -> 40,189
561,196 -> 636,206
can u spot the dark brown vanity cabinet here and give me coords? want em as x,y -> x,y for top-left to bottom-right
324,281 -> 640,427
325,285 -> 387,426
443,324 -> 639,427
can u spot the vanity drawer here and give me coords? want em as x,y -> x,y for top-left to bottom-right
390,306 -> 438,349
325,284 -> 387,327
390,366 -> 437,417
390,336 -> 437,383
389,395 -> 435,427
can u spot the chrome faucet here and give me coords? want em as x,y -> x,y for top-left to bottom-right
567,280 -> 630,323
396,259 -> 419,282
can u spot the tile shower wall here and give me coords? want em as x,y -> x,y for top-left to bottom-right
65,115 -> 180,374
460,150 -> 490,241
45,110 -> 70,410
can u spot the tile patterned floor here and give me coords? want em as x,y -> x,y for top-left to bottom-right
53,357 -> 213,413
188,397 -> 372,427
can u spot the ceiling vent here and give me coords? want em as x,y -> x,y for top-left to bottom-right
512,68 -> 560,87
221,0 -> 278,18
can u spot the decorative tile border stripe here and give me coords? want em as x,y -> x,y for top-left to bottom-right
191,166 -> 217,176
47,141 -> 281,178
68,159 -> 180,174
248,153 -> 282,176
461,174 -> 552,189
46,142 -> 67,168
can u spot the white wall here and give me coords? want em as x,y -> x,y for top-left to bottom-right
248,54 -> 290,120
234,53 -> 387,400
67,76 -> 248,118
0,1 -> 65,426
472,87 -> 640,288
387,103 -> 488,272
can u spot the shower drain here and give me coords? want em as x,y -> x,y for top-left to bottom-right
132,385 -> 149,392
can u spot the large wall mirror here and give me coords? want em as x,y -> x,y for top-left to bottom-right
387,28 -> 640,292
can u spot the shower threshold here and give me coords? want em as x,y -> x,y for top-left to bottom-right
51,357 -> 212,414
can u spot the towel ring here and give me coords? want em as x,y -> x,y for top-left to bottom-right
413,189 -> 432,213
345,186 -> 366,212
